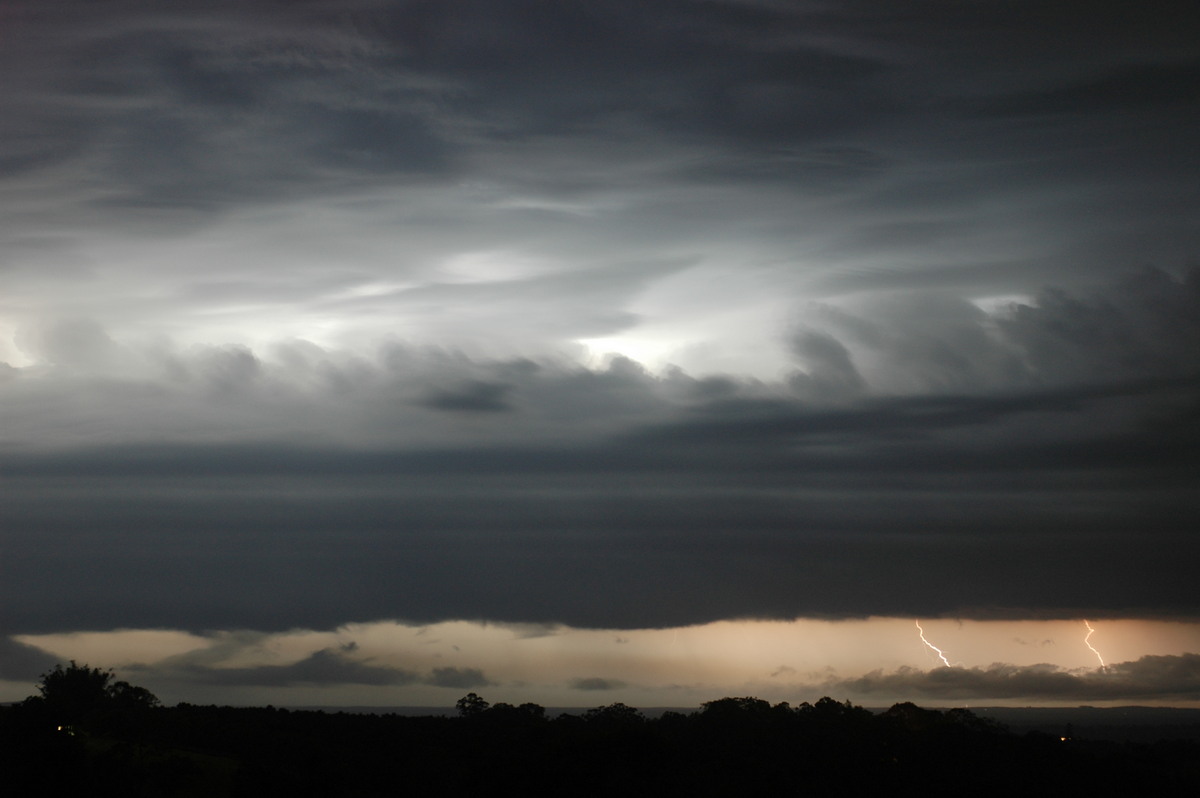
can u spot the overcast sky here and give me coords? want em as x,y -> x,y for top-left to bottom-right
2,1 -> 1198,707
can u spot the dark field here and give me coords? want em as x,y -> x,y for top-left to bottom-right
5,694 -> 1199,797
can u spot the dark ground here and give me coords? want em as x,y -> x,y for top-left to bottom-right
4,696 -> 1198,796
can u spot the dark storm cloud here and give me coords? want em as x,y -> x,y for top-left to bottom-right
176,647 -> 421,688
998,268 -> 1200,382
1,1 -> 458,216
375,0 -> 887,147
147,645 -> 488,690
6,1 -> 1192,229
807,266 -> 1200,392
2,271 -> 1198,633
0,637 -> 59,681
571,678 -> 627,692
974,59 -> 1200,117
1,1 -> 1198,644
421,380 -> 513,413
833,654 -> 1200,702
427,667 -> 492,689
3,0 -> 1196,367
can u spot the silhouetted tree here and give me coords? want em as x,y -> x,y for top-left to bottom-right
24,661 -> 161,737
31,661 -> 114,727
108,680 -> 161,711
456,692 -> 490,717
582,702 -> 646,732
518,702 -> 547,721
883,701 -> 945,732
700,696 -> 773,720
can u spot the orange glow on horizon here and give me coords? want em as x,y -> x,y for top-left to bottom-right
9,617 -> 1199,708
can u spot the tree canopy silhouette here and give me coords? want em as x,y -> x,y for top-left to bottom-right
28,660 -> 159,730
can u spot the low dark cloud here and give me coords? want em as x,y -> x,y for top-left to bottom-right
427,667 -> 492,689
975,59 -> 1200,117
184,648 -> 420,688
0,637 -> 58,681
421,380 -> 513,413
141,646 -> 493,692
571,677 -> 627,692
832,654 -> 1200,702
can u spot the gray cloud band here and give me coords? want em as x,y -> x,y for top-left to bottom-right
1,3 -> 1197,640
3,272 -> 1198,634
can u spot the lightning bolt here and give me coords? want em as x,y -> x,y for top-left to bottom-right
915,619 -> 951,667
1083,619 -> 1106,670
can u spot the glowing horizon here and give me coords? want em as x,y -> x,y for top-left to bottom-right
8,617 -> 1198,709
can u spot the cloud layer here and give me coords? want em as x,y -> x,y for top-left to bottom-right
1,2 -> 1197,655
2,269 -> 1198,634
835,654 -> 1200,702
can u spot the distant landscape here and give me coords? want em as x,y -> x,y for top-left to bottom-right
3,664 -> 1198,796
293,703 -> 1200,743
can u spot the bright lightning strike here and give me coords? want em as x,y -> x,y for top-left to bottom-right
915,620 -> 951,667
1083,619 -> 1106,670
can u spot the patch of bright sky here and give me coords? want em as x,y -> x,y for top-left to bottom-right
12,617 -> 1199,708
578,260 -> 795,378
0,183 -> 846,381
0,320 -> 29,367
970,294 -> 1035,314
437,250 -> 556,284
15,628 -> 212,668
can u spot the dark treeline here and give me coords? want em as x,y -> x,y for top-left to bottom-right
2,665 -> 1198,796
